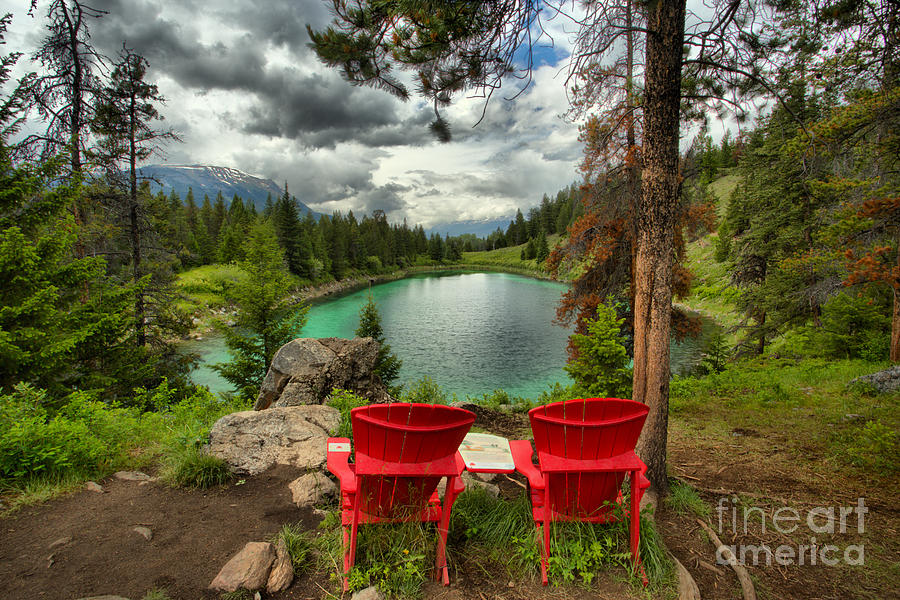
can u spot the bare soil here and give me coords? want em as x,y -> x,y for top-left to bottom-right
1,405 -> 896,600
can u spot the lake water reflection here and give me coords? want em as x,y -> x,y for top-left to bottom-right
184,271 -> 574,400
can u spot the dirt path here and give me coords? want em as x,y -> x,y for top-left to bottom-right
0,465 -> 323,600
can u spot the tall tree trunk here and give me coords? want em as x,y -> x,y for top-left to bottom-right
892,243 -> 900,363
757,311 -> 766,355
64,3 -> 87,262
129,85 -> 145,346
632,0 -> 686,495
625,0 -> 640,314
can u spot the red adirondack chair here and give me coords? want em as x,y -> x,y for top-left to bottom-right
510,397 -> 651,585
326,403 -> 476,590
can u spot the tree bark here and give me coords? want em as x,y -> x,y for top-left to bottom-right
632,0 -> 686,495
891,242 -> 900,363
891,287 -> 899,363
129,76 -> 145,347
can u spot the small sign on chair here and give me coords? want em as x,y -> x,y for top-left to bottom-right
328,442 -> 351,452
460,432 -> 515,473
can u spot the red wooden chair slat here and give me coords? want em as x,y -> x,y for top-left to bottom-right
327,402 -> 475,590
513,397 -> 651,586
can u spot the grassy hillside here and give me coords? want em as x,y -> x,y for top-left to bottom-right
460,234 -> 570,279
680,174 -> 741,327
175,264 -> 247,314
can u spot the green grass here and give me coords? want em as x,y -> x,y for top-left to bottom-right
159,446 -> 233,489
272,522 -> 314,575
707,173 -> 740,217
460,234 -> 565,278
679,172 -> 743,333
175,264 -> 248,312
0,381 -> 250,511
304,487 -> 675,598
681,234 -> 742,334
0,474 -> 85,515
664,481 -> 710,518
670,357 -> 900,474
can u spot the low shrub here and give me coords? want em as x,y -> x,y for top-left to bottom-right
665,481 -> 710,518
0,379 -> 248,499
272,522 -> 314,574
840,419 -> 900,474
326,388 -> 368,440
0,384 -> 144,482
399,375 -> 453,405
159,446 -> 232,488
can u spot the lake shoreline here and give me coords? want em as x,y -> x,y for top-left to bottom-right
296,263 -> 562,306
182,264 -> 562,339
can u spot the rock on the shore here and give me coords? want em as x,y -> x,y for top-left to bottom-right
266,538 -> 294,593
209,542 -> 276,592
254,337 -> 392,410
207,405 -> 341,475
351,586 -> 385,600
289,471 -> 337,507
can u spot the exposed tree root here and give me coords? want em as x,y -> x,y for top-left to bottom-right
696,518 -> 757,600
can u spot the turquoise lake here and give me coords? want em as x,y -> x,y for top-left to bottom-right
183,271 -> 575,400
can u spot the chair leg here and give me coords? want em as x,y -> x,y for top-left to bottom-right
434,476 -> 457,585
341,522 -> 351,592
346,495 -> 362,591
630,471 -> 648,586
541,501 -> 551,586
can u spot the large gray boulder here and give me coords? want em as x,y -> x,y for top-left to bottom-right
850,366 -> 900,394
254,337 -> 392,410
207,405 -> 341,475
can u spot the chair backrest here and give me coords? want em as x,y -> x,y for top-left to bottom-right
352,403 -> 475,518
528,398 -> 648,519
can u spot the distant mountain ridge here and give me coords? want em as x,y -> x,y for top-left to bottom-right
138,164 -> 320,217
427,217 -> 513,238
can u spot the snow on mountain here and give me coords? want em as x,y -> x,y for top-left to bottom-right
427,217 -> 513,238
138,164 -> 320,217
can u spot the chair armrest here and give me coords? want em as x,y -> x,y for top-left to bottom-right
451,452 -> 466,495
326,437 -> 356,494
510,440 -> 544,489
637,461 -> 651,491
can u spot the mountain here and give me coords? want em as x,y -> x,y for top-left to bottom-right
427,217 -> 513,238
137,164 -> 320,217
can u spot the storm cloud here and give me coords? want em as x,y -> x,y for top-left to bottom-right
5,0 -> 585,226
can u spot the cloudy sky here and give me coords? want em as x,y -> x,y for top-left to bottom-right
1,0 -> 587,227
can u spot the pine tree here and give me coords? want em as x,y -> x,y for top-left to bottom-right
428,233 -> 444,262
535,230 -> 550,263
355,293 -> 402,391
308,0 -> 801,493
213,222 -> 308,400
0,29 -> 162,400
91,46 -> 180,347
270,187 -> 303,275
28,0 -> 105,174
565,302 -> 633,399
